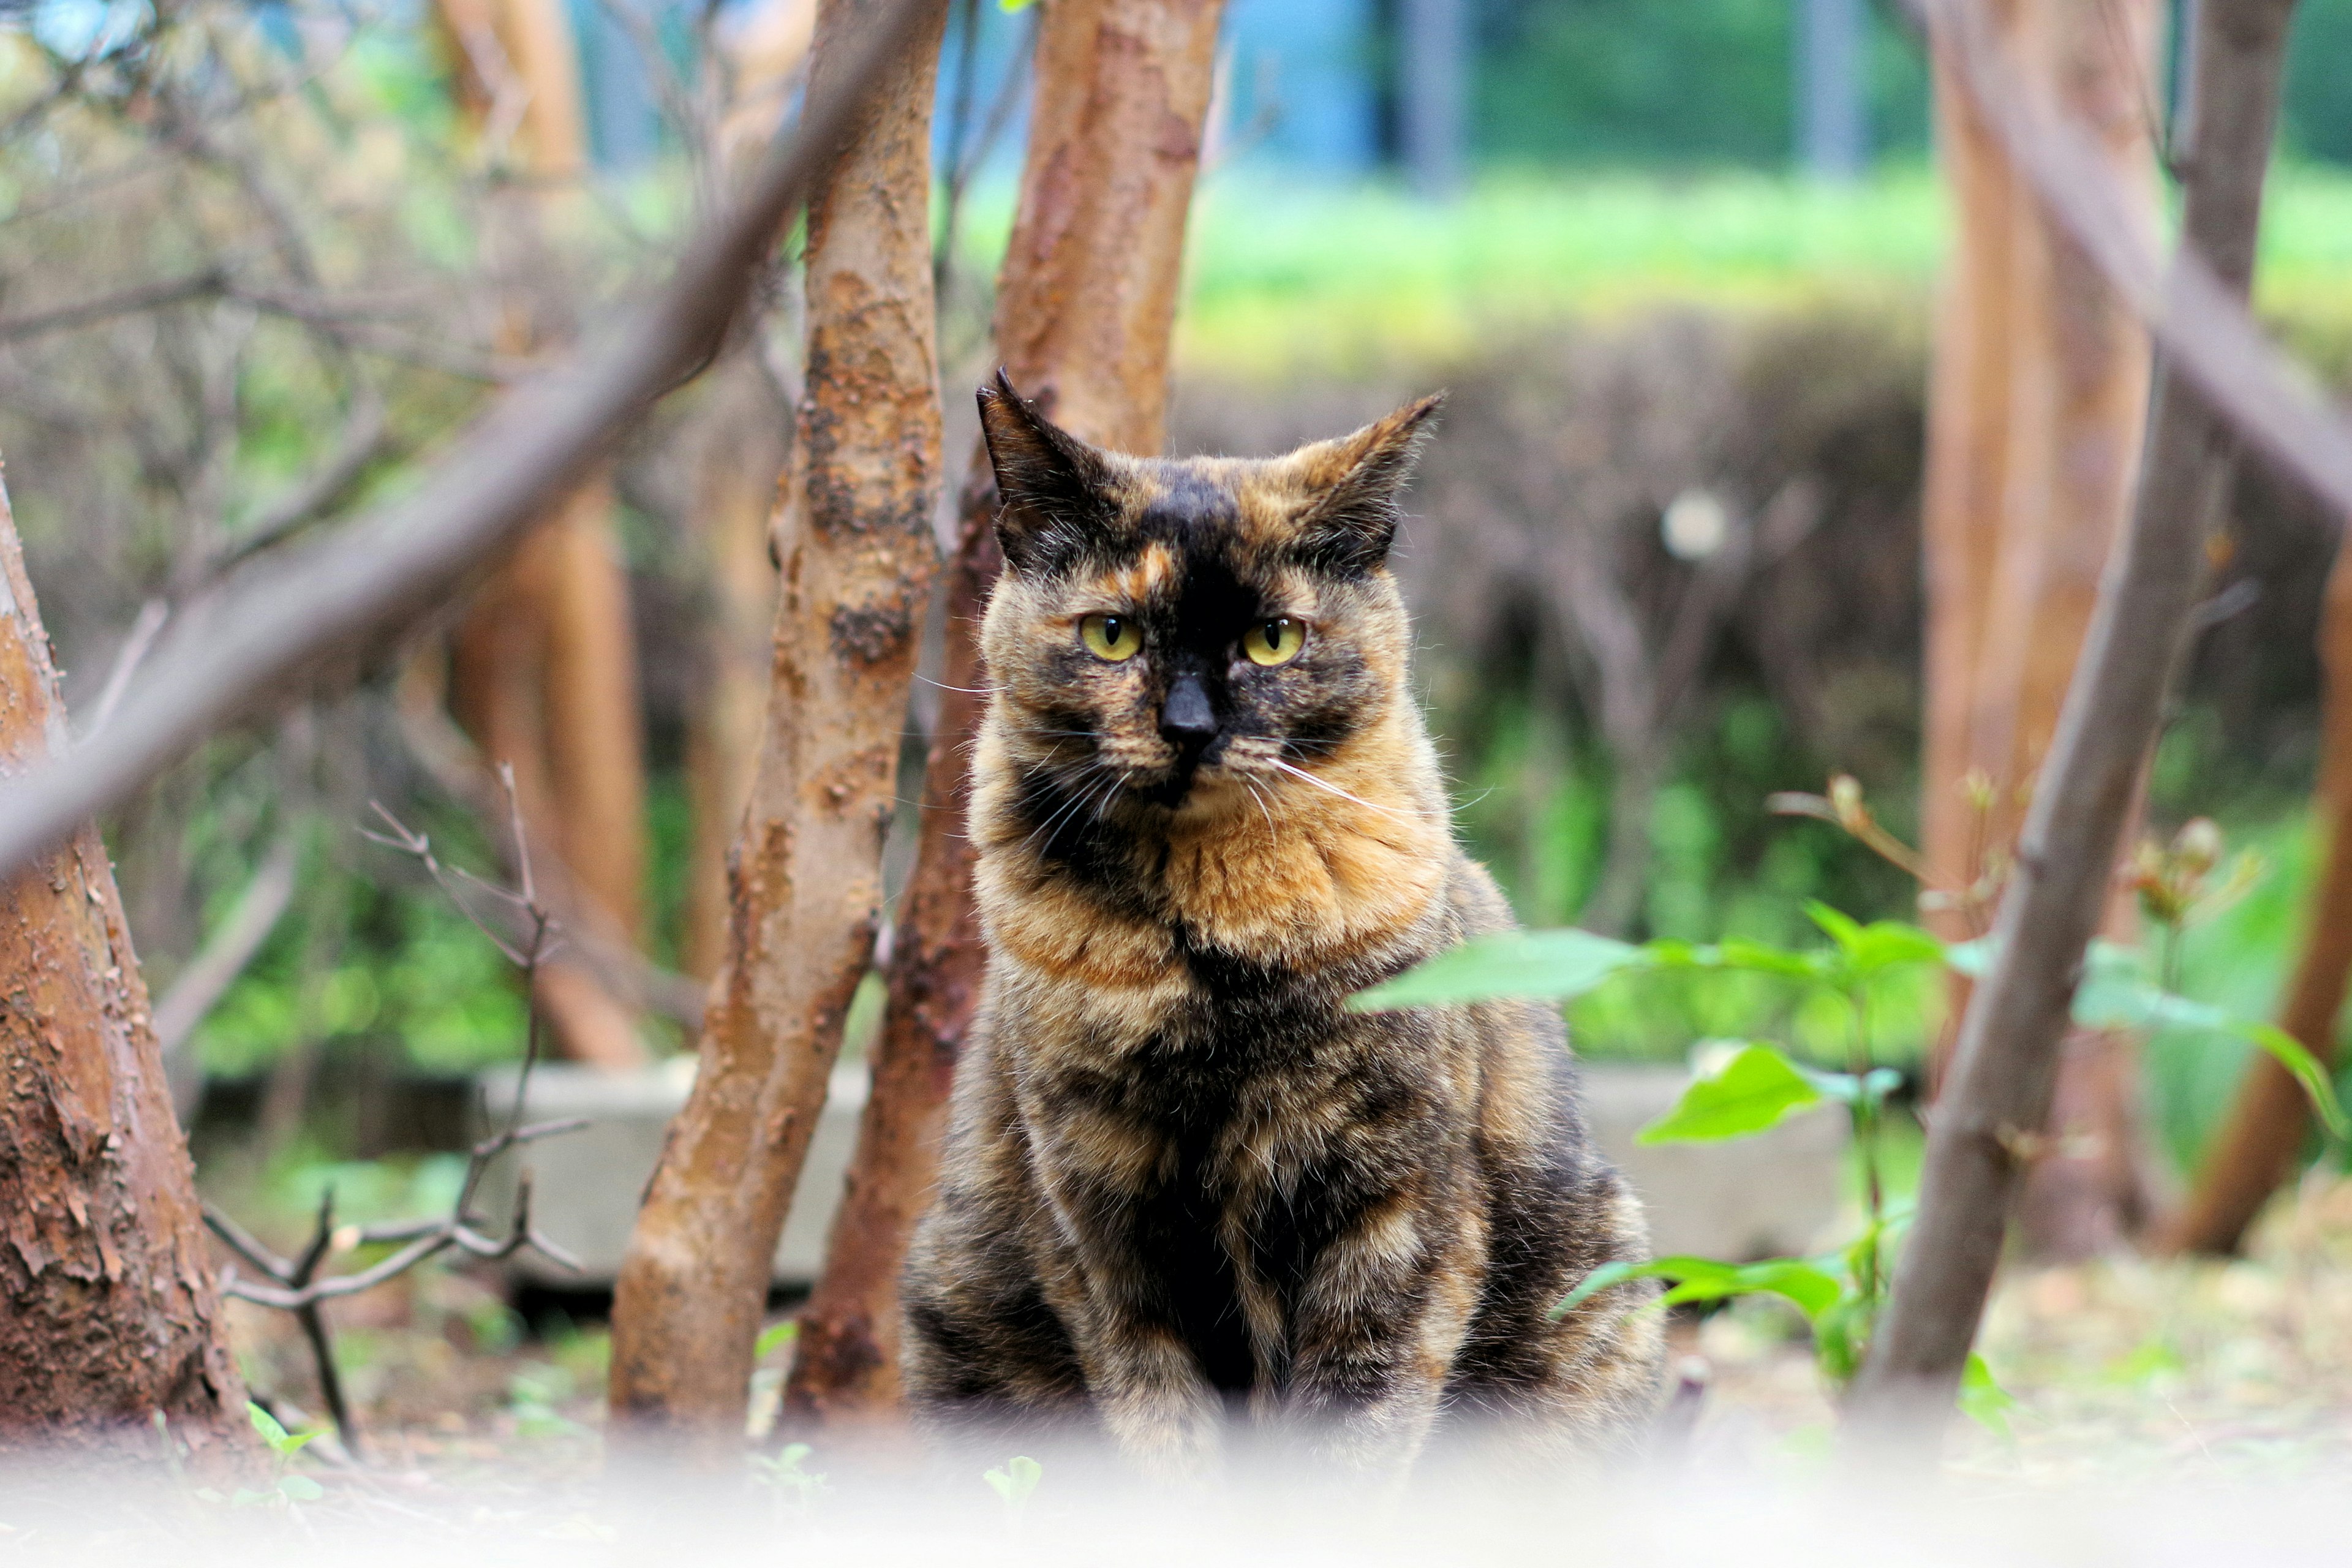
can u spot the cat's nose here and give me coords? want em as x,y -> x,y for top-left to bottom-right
1159,674 -> 1217,745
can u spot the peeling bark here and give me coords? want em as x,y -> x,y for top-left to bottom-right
607,0 -> 951,1449
0,468 -> 251,1460
779,0 -> 1226,1433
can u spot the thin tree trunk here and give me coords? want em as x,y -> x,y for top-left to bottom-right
0,472 -> 251,1462
2000,0 -> 2162,1259
2162,527 -> 2352,1254
780,0 -> 1226,1430
439,0 -> 652,1068
1917,3 -> 2021,945
1915,0 -> 2161,1252
1844,0 -> 2301,1450
608,0 -> 951,1449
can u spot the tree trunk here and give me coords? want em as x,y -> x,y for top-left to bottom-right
777,0 -> 1227,1434
607,0 -> 950,1450
439,0 -> 652,1068
1915,0 -> 2162,1254
1999,0 -> 2162,1260
2161,526 -> 2352,1254
1917,2 -> 2022,946
0,470 -> 251,1462
1845,0 -> 2301,1450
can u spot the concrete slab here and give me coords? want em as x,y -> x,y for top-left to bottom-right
471,1056 -> 1849,1290
473,1059 -> 867,1289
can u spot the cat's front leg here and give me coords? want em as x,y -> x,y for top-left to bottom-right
1027,1137 -> 1224,1482
1284,1187 -> 1483,1481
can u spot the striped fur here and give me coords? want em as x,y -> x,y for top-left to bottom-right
900,375 -> 1664,1483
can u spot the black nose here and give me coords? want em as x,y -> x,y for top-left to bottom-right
1159,673 -> 1217,744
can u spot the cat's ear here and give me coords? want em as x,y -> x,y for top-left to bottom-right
978,369 -> 1117,574
1287,393 -> 1444,573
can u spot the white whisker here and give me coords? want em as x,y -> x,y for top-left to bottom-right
1264,758 -> 1439,827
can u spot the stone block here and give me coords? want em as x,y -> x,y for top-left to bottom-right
471,1058 -> 1847,1291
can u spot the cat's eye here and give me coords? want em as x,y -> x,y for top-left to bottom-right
1242,616 -> 1306,667
1079,612 -> 1142,662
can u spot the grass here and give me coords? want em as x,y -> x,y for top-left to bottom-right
1049,162 -> 2352,377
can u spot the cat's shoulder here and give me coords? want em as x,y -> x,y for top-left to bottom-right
1439,848 -> 1520,941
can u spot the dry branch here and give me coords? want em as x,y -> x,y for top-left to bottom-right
206,793 -> 585,1456
1845,0 -> 2305,1449
0,0 -> 941,884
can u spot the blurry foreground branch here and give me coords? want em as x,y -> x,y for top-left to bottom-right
0,0 -> 939,882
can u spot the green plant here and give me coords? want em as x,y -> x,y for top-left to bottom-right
982,1455 -> 1042,1522
1357,861 -> 2346,1423
748,1443 -> 829,1521
194,1403 -> 325,1509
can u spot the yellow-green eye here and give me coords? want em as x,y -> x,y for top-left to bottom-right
1242,616 -> 1305,667
1080,612 -> 1142,662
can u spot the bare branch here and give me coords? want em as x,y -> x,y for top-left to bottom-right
152,832 -> 301,1055
0,269 -> 227,343
208,380 -> 390,570
0,0 -> 938,883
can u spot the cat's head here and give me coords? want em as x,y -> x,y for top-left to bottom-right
976,371 -> 1441,818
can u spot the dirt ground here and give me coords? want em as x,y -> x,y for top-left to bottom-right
212,1175 -> 2352,1503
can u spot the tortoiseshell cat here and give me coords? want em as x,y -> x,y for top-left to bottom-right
900,373 -> 1664,1482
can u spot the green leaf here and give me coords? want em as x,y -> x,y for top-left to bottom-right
1944,936 -> 1992,979
1551,1254 -> 1841,1321
1708,937 -> 1828,979
246,1403 -> 295,1453
1803,1065 -> 1904,1108
1806,903 -> 1943,980
1349,929 -> 1640,1011
755,1321 -> 799,1361
2236,1022 -> 2351,1140
983,1454 -> 1042,1510
277,1475 -> 324,1502
1637,1044 -> 1826,1145
1958,1352 -> 2018,1441
1803,902 -> 1868,952
1660,1257 -> 1842,1318
999,0 -> 1036,10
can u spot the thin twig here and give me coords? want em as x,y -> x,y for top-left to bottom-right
203,774 -> 591,1457
0,0 -> 941,882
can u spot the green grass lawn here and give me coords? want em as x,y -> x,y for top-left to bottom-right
1113,164 -> 2352,377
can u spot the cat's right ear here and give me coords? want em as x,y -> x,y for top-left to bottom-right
978,370 -> 1115,575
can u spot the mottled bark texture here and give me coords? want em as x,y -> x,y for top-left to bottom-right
439,0 -> 650,1069
606,0 -> 950,1447
0,470 -> 249,1460
2164,515 -> 2352,1254
1913,0 -> 2161,1256
778,0 -> 1226,1431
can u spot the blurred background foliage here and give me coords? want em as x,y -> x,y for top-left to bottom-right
0,0 -> 2347,1206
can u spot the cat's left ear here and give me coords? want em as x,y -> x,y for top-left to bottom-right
978,369 -> 1118,575
1287,393 -> 1444,573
